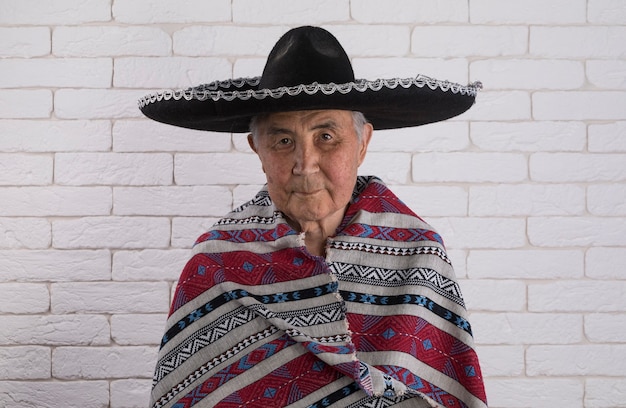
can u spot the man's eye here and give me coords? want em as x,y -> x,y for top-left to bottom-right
278,138 -> 291,145
320,133 -> 333,141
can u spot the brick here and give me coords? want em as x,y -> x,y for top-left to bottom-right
233,185 -> 265,209
0,120 -> 111,152
114,57 -> 231,89
431,217 -> 526,249
469,184 -> 585,216
55,153 -> 172,186
352,0 -> 467,23
0,187 -> 111,216
459,279 -> 526,311
175,153 -> 264,185
113,120 -> 230,153
588,184 -> 626,215
0,90 -> 52,119
588,0 -> 626,23
51,282 -> 170,314
360,152 -> 411,184
527,345 -> 626,376
113,0 -> 230,23
533,91 -> 626,120
353,58 -> 468,83
171,217 -> 219,248
461,91 -> 531,121
114,186 -> 232,216
0,315 -> 110,346
470,312 -> 583,345
390,185 -> 468,217
589,122 -> 626,152
587,60 -> 626,89
0,250 -> 110,282
485,378 -> 583,408
531,26 -> 626,58
470,0 -> 585,24
233,0 -> 350,24
0,154 -> 52,185
0,283 -> 49,313
112,249 -> 190,281
585,313 -> 626,343
529,217 -> 626,247
233,57 -> 266,79
232,133 -> 254,152
0,218 -> 51,249
0,0 -> 110,24
52,346 -> 157,379
529,280 -> 626,312
446,249 -> 467,278
411,26 -> 527,57
174,26 -> 286,57
0,27 -> 50,57
53,26 -> 171,57
0,346 -> 50,379
0,58 -> 112,88
0,380 -> 109,408
586,378 -> 626,408
368,122 -> 469,153
54,89 -> 147,119
169,282 -> 176,300
3,9 -> 626,399
52,216 -> 170,249
111,379 -> 152,408
530,153 -> 626,182
470,121 -> 586,152
467,249 -> 584,279
412,153 -> 527,183
329,25 -> 410,57
111,314 -> 167,345
470,59 -> 584,90
586,248 -> 626,279
475,345 -> 524,377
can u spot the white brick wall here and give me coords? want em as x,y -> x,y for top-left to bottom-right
0,1 -> 624,407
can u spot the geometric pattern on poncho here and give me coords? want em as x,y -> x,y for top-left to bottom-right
150,176 -> 488,408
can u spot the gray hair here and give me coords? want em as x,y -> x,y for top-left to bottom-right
249,111 -> 369,142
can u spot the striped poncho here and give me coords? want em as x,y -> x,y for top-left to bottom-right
150,176 -> 487,408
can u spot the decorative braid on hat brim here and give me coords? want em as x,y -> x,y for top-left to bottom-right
138,75 -> 482,108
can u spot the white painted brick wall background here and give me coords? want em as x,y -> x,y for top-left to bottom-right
0,0 -> 624,407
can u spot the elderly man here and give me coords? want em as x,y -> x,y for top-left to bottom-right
140,26 -> 486,408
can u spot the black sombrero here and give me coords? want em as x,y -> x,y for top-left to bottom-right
138,26 -> 481,133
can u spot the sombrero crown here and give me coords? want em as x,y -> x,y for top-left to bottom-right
139,26 -> 480,133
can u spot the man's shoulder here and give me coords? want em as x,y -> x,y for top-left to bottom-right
189,188 -> 299,256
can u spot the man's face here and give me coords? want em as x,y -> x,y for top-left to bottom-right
248,109 -> 372,230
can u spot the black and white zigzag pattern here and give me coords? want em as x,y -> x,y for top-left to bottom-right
285,328 -> 351,344
248,302 -> 345,327
231,190 -> 273,213
347,394 -> 417,408
331,262 -> 465,307
329,241 -> 451,264
153,327 -> 279,408
154,307 -> 256,383
214,212 -> 279,226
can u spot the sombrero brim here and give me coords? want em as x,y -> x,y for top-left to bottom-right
138,75 -> 481,133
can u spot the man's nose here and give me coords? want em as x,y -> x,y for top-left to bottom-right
292,142 -> 319,175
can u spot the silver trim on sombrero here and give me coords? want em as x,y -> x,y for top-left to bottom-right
138,75 -> 482,108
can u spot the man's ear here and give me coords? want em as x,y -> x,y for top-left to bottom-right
248,134 -> 266,173
357,123 -> 373,166
247,134 -> 258,153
